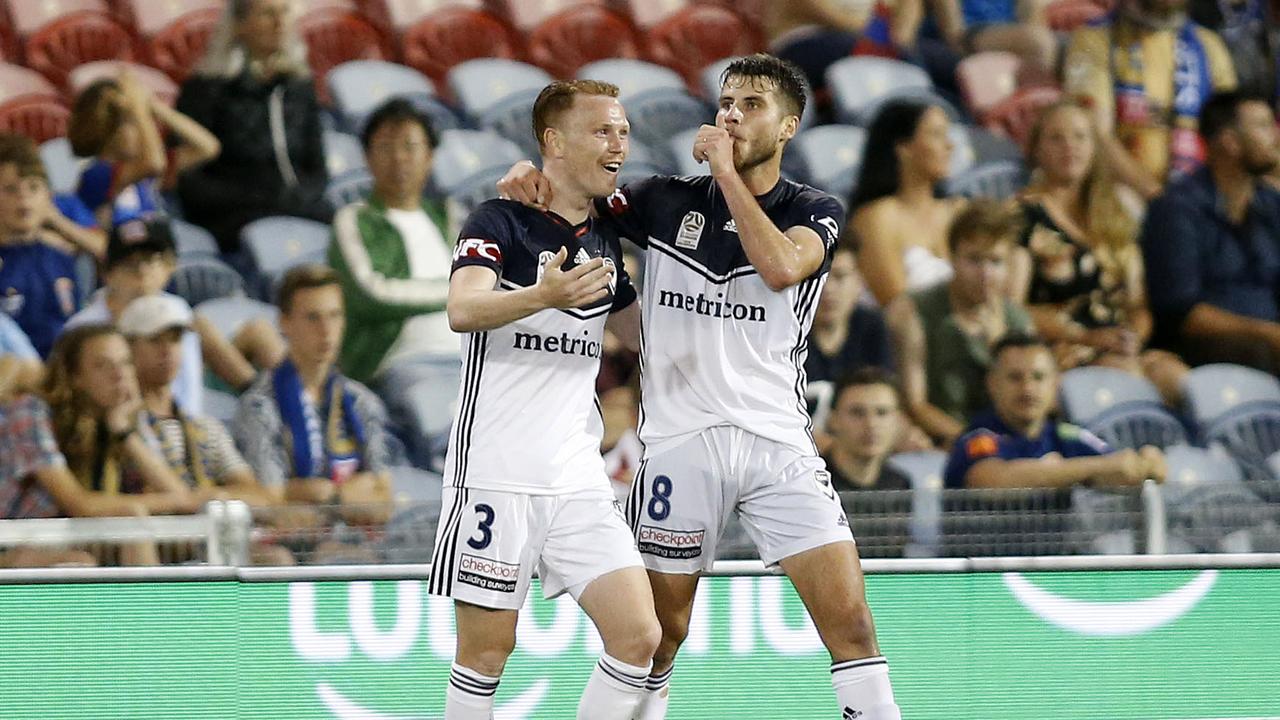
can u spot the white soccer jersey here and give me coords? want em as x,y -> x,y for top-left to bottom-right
596,175 -> 843,458
445,200 -> 636,495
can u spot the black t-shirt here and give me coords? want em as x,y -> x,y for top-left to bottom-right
805,304 -> 893,384
823,453 -> 912,491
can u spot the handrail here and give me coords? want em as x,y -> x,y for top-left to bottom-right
2,553 -> 1279,585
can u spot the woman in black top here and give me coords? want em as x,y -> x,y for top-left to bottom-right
1012,100 -> 1187,403
175,0 -> 332,253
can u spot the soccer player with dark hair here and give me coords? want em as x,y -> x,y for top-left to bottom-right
429,80 -> 659,720
499,54 -> 901,719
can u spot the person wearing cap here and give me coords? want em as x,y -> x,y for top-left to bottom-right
121,295 -> 274,505
235,264 -> 392,533
65,217 -> 284,413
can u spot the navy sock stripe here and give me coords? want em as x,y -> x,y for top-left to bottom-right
598,660 -> 648,689
831,657 -> 887,674
645,666 -> 673,689
449,678 -> 497,697
450,669 -> 500,690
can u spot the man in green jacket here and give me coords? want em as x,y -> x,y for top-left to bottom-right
327,99 -> 458,464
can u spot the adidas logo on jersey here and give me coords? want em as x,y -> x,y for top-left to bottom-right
723,219 -> 737,233
575,247 -> 591,265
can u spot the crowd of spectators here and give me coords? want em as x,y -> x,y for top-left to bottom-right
1,0 -> 1279,565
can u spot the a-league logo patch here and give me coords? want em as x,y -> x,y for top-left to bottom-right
675,211 -> 705,250
637,525 -> 704,559
458,554 -> 519,593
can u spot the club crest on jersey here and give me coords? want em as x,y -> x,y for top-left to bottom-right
602,256 -> 617,294
536,249 -> 556,284
675,210 -> 705,250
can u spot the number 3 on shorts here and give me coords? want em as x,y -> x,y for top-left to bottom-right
467,503 -> 495,550
648,475 -> 672,521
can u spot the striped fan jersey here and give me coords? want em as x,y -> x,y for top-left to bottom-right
594,175 -> 843,459
445,199 -> 637,495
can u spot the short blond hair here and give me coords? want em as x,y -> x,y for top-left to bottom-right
531,80 -> 620,150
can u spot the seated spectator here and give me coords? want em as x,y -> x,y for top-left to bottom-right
930,0 -> 1058,80
66,218 -> 283,410
822,368 -> 913,491
1064,0 -> 1237,199
327,99 -> 460,445
848,98 -> 964,310
68,70 -> 221,228
234,265 -> 392,534
807,245 -> 893,383
1142,92 -> 1280,373
1015,100 -> 1188,402
944,333 -> 1167,489
175,0 -> 332,252
120,295 -> 273,505
764,0 -> 962,102
0,134 -> 105,357
42,324 -> 197,514
889,200 -> 1033,446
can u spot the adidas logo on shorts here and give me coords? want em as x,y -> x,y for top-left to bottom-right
843,708 -> 863,719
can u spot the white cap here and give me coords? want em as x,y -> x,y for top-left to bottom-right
118,295 -> 193,338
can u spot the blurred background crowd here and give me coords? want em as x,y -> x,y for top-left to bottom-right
2,0 -> 1280,566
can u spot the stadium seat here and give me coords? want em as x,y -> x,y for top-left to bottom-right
1183,364 -> 1280,481
447,58 -> 553,156
39,137 -> 82,194
956,51 -> 1021,121
170,218 -> 220,258
883,450 -> 947,557
0,97 -> 70,143
1044,0 -> 1108,32
983,84 -> 1063,147
195,296 -> 280,342
325,60 -> 458,136
643,4 -> 761,91
325,168 -> 374,208
700,56 -> 816,129
576,59 -> 708,151
399,5 -> 522,90
170,255 -> 246,306
239,216 -> 333,301
784,124 -> 866,200
21,10 -> 136,88
1161,445 -> 1277,552
297,0 -> 388,93
0,62 -> 62,103
67,60 -> 179,106
139,2 -> 220,82
322,130 -> 366,177
826,56 -> 932,126
948,123 -> 978,177
616,137 -> 675,187
431,128 -> 525,211
1058,367 -> 1188,450
667,126 -> 706,177
944,160 -> 1028,199
966,126 -> 1025,165
525,5 -> 640,79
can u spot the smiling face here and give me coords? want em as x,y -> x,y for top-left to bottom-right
717,74 -> 799,174
546,93 -> 630,199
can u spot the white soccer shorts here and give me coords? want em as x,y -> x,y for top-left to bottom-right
625,425 -> 853,573
428,485 -> 644,610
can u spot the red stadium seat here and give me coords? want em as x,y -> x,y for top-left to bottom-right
401,6 -> 522,89
491,0 -> 607,32
1044,0 -> 1108,32
118,0 -> 222,37
525,5 -> 639,78
956,51 -> 1021,121
644,4 -> 761,90
0,62 -> 62,104
145,7 -> 219,82
68,60 -> 178,105
23,11 -> 136,88
983,84 -> 1063,147
297,0 -> 389,88
0,97 -> 71,143
361,0 -> 484,33
3,0 -> 113,37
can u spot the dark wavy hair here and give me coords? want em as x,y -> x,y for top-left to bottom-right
848,98 -> 939,212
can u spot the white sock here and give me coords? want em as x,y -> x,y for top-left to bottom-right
446,662 -> 500,720
577,653 -> 651,720
632,665 -> 672,720
831,656 -> 901,720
